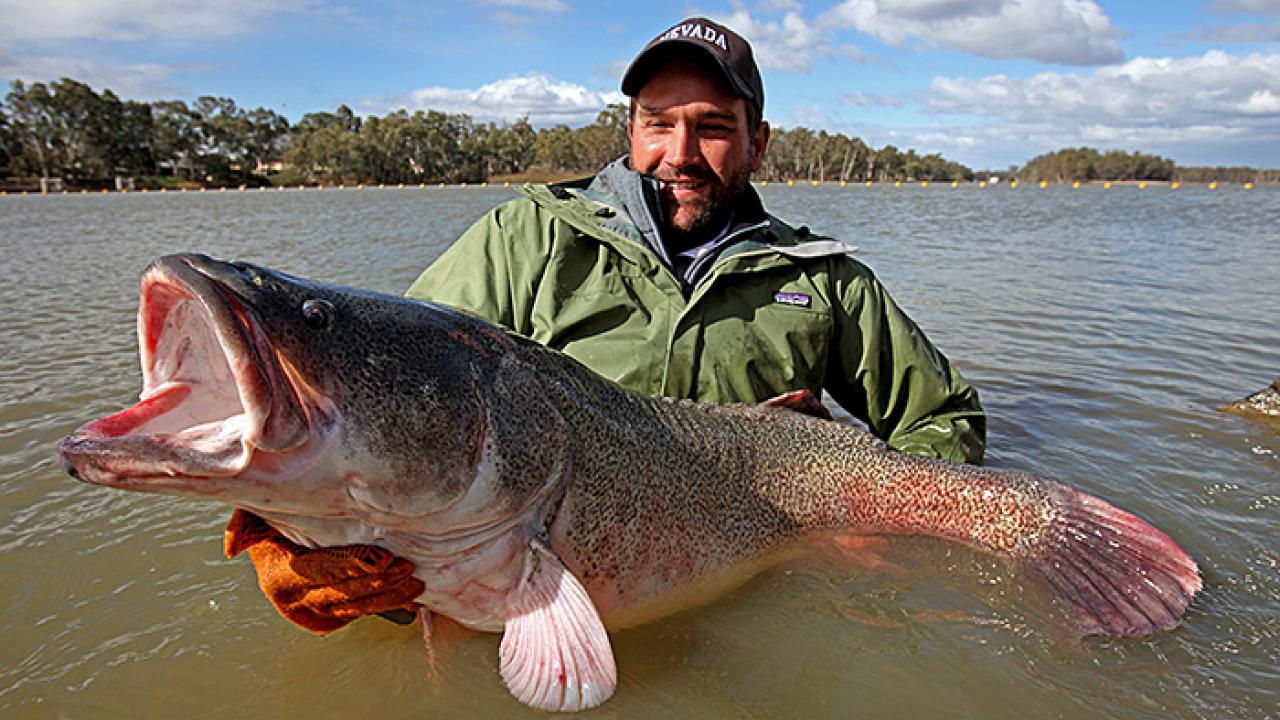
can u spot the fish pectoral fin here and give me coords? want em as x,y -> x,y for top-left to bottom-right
499,540 -> 616,712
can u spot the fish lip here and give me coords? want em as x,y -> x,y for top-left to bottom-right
57,254 -> 310,487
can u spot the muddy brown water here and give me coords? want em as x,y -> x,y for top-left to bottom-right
1,184 -> 1276,718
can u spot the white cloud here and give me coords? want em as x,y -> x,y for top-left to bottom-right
0,0 -> 328,42
908,50 -> 1280,165
1207,0 -> 1280,16
475,0 -> 568,11
842,90 -> 904,107
921,51 -> 1280,124
755,0 -> 804,13
363,74 -> 627,126
1195,21 -> 1280,42
714,6 -> 879,73
1239,89 -> 1280,113
0,51 -> 183,99
818,0 -> 1124,65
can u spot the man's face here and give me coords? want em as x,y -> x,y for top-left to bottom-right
628,59 -> 769,244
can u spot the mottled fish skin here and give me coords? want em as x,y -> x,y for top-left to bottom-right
497,351 -> 1199,636
57,254 -> 1203,712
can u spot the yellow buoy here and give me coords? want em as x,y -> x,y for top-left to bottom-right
1208,182 -> 1217,189
811,180 -> 819,187
1244,182 -> 1254,190
921,181 -> 929,188
894,181 -> 902,187
1171,181 -> 1180,189
1072,181 -> 1081,189
950,181 -> 958,188
1039,181 -> 1048,188
1104,181 -> 1112,189
840,180 -> 847,187
1010,180 -> 1019,189
1138,182 -> 1146,189
787,180 -> 795,187
865,181 -> 873,187
979,181 -> 987,188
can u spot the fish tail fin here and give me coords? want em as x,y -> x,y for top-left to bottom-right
1025,484 -> 1202,637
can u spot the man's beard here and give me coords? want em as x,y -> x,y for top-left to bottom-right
657,161 -> 753,251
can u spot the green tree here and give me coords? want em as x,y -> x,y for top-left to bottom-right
5,80 -> 57,179
533,124 -> 583,173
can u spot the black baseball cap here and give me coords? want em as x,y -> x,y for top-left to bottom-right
621,17 -> 764,122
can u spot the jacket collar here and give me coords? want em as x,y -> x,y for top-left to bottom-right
522,158 -> 858,270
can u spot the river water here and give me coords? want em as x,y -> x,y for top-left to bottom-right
1,184 -> 1276,718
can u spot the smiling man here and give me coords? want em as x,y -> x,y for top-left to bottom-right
234,17 -> 987,632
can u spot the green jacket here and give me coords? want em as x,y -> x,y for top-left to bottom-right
406,161 -> 985,463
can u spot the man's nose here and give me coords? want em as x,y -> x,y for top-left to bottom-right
665,122 -> 703,169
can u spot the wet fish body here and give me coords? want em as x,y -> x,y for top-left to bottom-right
57,255 -> 1202,712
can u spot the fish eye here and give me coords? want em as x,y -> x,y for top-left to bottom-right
301,298 -> 335,328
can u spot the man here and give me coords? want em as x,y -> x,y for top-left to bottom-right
230,17 -> 985,632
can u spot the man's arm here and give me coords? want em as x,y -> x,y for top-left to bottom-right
824,262 -> 987,464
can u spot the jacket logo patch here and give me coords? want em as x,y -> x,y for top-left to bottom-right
773,291 -> 811,308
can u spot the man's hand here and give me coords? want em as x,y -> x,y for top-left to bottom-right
224,509 -> 425,634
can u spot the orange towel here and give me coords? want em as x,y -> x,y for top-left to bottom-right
224,509 -> 425,634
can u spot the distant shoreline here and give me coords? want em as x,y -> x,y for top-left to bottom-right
2,177 -> 1272,196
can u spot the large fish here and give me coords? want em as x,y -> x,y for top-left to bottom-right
58,254 -> 1201,712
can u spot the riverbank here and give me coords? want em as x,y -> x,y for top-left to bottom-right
2,177 -> 1273,195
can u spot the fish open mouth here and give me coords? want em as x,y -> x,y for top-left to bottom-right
57,255 -> 313,491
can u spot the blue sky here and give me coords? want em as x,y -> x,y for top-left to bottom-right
2,0 -> 1278,169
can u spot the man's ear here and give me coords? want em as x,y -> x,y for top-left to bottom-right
751,120 -> 770,172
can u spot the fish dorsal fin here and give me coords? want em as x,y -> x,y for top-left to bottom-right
761,390 -> 834,420
499,539 -> 616,712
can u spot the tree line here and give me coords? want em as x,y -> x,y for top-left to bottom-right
1,78 -> 1273,189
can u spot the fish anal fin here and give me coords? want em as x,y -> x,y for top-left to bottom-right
811,532 -> 908,578
419,608 -> 477,683
762,390 -> 834,420
499,540 -> 616,712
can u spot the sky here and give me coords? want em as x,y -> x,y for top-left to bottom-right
1,0 -> 1278,170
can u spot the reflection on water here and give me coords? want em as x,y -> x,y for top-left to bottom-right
2,186 -> 1277,718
